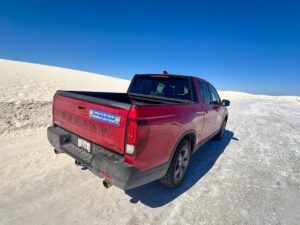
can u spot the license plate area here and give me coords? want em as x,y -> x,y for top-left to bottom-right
78,138 -> 91,153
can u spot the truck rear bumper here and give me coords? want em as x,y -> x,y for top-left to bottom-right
47,126 -> 168,190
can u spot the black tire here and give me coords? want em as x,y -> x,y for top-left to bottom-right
214,119 -> 227,140
159,139 -> 191,188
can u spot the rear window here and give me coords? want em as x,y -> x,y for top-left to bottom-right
128,76 -> 192,101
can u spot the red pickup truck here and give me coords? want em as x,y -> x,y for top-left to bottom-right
47,73 -> 230,190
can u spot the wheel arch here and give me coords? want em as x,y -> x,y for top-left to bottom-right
168,129 -> 197,164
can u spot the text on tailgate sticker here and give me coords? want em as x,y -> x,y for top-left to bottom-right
89,109 -> 121,126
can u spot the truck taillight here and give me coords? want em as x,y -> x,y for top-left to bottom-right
127,121 -> 137,144
125,120 -> 149,165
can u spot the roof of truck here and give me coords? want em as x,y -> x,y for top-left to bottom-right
134,73 -> 210,84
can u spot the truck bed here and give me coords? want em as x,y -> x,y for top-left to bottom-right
57,90 -> 189,110
57,91 -> 133,110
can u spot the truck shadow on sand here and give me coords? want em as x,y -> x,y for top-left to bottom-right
125,130 -> 237,208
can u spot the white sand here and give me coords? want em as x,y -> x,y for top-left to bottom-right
0,59 -> 129,136
219,90 -> 300,106
0,59 -> 130,102
1,59 -> 299,225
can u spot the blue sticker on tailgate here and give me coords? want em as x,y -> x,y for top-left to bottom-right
89,109 -> 121,126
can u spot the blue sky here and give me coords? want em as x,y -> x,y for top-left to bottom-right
1,0 -> 299,95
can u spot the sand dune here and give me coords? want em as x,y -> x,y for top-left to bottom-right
1,59 -> 299,225
0,59 -> 130,102
220,90 -> 300,105
0,59 -> 129,136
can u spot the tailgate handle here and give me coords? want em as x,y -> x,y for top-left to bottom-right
78,106 -> 86,110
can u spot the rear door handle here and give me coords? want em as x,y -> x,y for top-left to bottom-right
78,106 -> 86,110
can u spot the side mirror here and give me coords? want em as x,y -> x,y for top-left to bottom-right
221,99 -> 230,107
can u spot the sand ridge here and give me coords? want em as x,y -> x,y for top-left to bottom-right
0,59 -> 130,102
0,59 -> 130,136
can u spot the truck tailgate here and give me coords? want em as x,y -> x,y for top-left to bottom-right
53,93 -> 131,154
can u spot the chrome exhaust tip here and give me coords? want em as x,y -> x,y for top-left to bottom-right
103,179 -> 112,189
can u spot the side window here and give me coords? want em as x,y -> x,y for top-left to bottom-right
208,84 -> 221,104
198,81 -> 210,104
